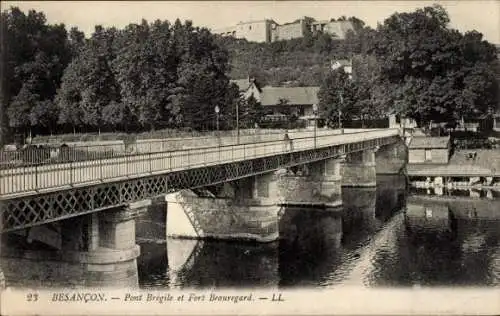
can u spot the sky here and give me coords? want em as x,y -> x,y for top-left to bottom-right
2,1 -> 500,44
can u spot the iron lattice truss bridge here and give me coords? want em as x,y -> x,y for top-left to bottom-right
0,130 -> 399,232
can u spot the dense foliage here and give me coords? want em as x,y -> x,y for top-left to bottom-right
368,5 -> 498,126
2,8 -> 240,143
318,5 -> 499,127
1,8 -> 81,143
56,19 -> 239,133
1,5 -> 499,145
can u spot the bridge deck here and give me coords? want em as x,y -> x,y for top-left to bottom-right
1,129 -> 399,198
0,129 -> 400,232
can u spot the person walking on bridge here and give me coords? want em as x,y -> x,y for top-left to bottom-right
283,133 -> 293,152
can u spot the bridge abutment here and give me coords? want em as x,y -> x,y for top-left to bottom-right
342,149 -> 377,187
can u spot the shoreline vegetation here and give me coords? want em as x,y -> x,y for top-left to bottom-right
1,4 -> 498,147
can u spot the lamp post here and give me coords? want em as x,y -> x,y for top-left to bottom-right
236,101 -> 240,144
338,90 -> 343,133
312,103 -> 318,148
214,105 -> 220,132
214,105 -> 220,145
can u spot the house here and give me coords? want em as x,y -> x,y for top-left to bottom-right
330,59 -> 352,79
230,78 -> 262,101
259,86 -> 319,118
259,86 -> 320,128
408,136 -> 451,165
230,81 -> 320,126
231,80 -> 320,119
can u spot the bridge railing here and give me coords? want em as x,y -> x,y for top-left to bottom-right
0,129 -> 399,196
0,128 -> 372,169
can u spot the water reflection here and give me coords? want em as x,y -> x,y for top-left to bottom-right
376,175 -> 407,222
400,202 -> 461,286
139,239 -> 279,289
138,176 -> 412,289
5,175 -> 499,288
410,187 -> 500,199
278,208 -> 343,287
395,194 -> 500,286
341,187 -> 379,248
175,240 -> 279,289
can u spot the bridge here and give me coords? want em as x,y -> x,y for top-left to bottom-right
0,128 -> 405,287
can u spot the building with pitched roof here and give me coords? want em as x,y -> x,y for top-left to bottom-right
230,78 -> 262,101
259,86 -> 320,118
229,80 -> 320,126
408,136 -> 451,164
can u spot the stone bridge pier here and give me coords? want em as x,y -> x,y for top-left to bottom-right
317,157 -> 344,206
1,200 -> 150,288
166,172 -> 282,243
342,149 -> 377,187
81,200 -> 150,287
376,138 -> 408,175
166,158 -> 346,243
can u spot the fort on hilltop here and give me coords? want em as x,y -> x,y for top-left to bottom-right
212,17 -> 355,43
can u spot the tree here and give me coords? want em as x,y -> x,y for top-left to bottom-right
342,26 -> 377,56
318,69 -> 357,127
167,23 -> 237,131
56,25 -> 120,132
7,84 -> 36,131
174,61 -> 234,130
112,20 -> 161,130
29,100 -> 59,134
2,7 -> 72,137
101,101 -> 133,131
367,5 -> 498,126
239,94 -> 262,128
348,16 -> 366,32
68,26 -> 86,56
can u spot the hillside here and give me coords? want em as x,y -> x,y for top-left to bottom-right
216,34 -> 360,86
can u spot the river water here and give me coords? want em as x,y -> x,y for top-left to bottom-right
2,175 -> 499,288
137,175 -> 500,289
